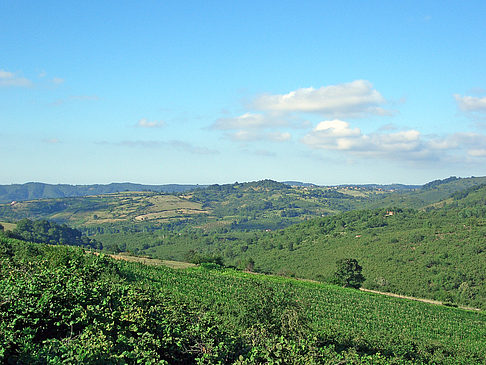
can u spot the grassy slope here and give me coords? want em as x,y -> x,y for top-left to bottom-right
239,187 -> 486,309
1,237 -> 485,364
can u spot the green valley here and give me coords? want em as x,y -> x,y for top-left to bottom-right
1,175 -> 486,363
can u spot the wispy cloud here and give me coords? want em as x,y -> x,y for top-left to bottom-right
135,118 -> 165,128
252,80 -> 390,118
212,112 -> 300,142
98,140 -> 218,155
0,69 -> 32,87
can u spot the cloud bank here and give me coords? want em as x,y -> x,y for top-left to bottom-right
302,119 -> 486,163
212,80 -> 391,143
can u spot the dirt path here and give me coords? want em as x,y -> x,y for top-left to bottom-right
89,251 -> 195,269
360,288 -> 481,311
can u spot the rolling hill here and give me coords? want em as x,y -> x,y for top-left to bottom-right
1,176 -> 485,310
1,236 -> 484,364
91,180 -> 486,310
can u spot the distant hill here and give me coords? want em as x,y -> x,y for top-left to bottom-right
0,182 -> 206,203
2,176 -> 486,232
362,175 -> 486,209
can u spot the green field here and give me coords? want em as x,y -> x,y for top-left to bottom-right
1,237 -> 485,364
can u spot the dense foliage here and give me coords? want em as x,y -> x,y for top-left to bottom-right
1,237 -> 485,364
4,218 -> 101,249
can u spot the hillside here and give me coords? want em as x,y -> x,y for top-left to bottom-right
93,182 -> 486,310
1,237 -> 484,364
2,177 -> 484,231
362,176 -> 486,209
0,192 -> 210,228
0,182 -> 205,204
0,180 -> 383,231
1,176 -> 485,310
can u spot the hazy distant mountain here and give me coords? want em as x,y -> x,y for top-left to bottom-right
0,182 -> 206,203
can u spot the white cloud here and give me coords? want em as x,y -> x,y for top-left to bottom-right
314,120 -> 361,137
0,69 -> 32,87
253,80 -> 389,118
454,94 -> 486,113
448,132 -> 486,158
301,120 -> 486,163
136,118 -> 165,128
212,80 -> 392,144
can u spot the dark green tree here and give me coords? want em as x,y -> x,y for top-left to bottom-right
333,258 -> 365,289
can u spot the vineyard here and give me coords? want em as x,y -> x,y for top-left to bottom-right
1,236 -> 484,364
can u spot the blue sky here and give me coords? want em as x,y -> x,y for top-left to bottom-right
1,1 -> 486,185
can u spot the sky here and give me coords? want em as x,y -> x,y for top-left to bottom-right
1,1 -> 486,186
